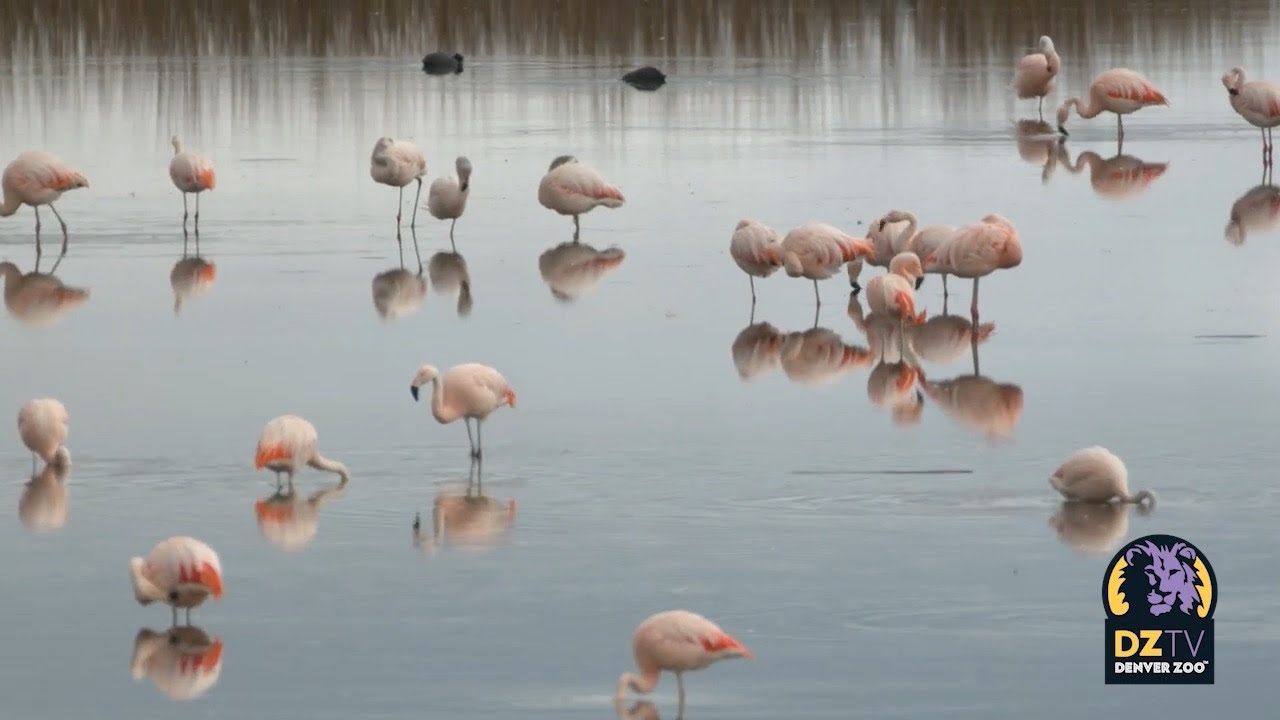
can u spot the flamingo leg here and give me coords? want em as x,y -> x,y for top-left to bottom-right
676,672 -> 686,715
185,608 -> 191,625
182,193 -> 189,227
48,203 -> 69,256
171,606 -> 178,626
449,218 -> 457,243
573,214 -> 580,243
942,273 -> 949,297
410,226 -> 422,271
475,420 -> 483,460
970,277 -> 980,324
465,418 -> 476,458
32,206 -> 42,262
396,186 -> 404,226
194,224 -> 201,255
410,177 -> 423,228
1116,113 -> 1124,139
812,279 -> 821,307
194,192 -> 201,231
898,316 -> 906,359
1037,96 -> 1044,120
749,275 -> 756,304
972,331 -> 981,376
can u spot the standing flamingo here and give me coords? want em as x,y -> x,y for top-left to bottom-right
1013,35 -> 1061,118
1,151 -> 89,262
17,398 -> 70,473
905,225 -> 958,296
729,219 -> 782,304
426,156 -> 473,249
866,252 -> 928,357
129,536 -> 225,625
1056,69 -> 1169,138
254,415 -> 351,486
537,155 -> 625,241
1049,446 -> 1156,506
1221,67 -> 1280,164
779,223 -> 875,306
922,214 -> 1022,323
846,211 -> 914,293
370,137 -> 427,229
410,363 -> 516,460
615,610 -> 751,714
873,209 -> 958,292
168,136 -> 216,231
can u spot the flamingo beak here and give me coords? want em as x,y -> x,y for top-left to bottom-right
1057,125 -> 1069,136
410,385 -> 420,401
914,276 -> 924,290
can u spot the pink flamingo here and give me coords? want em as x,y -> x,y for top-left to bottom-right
370,137 -> 427,229
729,219 -> 782,303
17,398 -> 70,473
1056,68 -> 1169,139
1221,67 -> 1280,164
922,214 -> 1022,323
846,210 -> 915,293
537,155 -> 625,241
410,363 -> 516,459
129,536 -> 225,625
426,156 -> 473,249
1013,36 -> 1061,118
780,223 -> 875,306
615,610 -> 752,713
0,151 -> 89,263
866,251 -> 928,356
168,136 -> 216,231
254,415 -> 351,486
130,626 -> 224,701
1050,446 -> 1156,506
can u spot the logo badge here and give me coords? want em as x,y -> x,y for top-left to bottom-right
1103,534 -> 1216,684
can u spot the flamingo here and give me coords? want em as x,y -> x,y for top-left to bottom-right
0,151 -> 89,262
168,136 -> 216,230
19,458 -> 71,533
865,252 -> 928,357
427,251 -> 473,317
0,261 -> 90,327
17,398 -> 70,473
538,241 -> 626,301
370,137 -> 427,229
1013,35 -> 1061,118
129,536 -> 225,625
1056,68 -> 1169,139
410,363 -> 516,460
1049,446 -> 1156,506
615,610 -> 751,714
426,156 -> 472,249
537,155 -> 625,241
130,626 -> 224,702
780,223 -> 875,306
1221,67 -> 1280,164
729,219 -> 782,303
253,415 -> 351,486
922,214 -> 1022,323
846,211 -> 914,293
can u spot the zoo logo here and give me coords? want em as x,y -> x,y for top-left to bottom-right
1102,534 -> 1216,685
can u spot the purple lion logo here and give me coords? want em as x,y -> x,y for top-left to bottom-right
1122,539 -> 1202,617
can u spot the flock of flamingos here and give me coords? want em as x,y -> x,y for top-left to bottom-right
3,34 -> 1277,714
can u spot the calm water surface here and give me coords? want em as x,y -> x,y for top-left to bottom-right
1,2 -> 1277,718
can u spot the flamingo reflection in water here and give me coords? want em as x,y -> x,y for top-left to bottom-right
170,229 -> 216,317
255,477 -> 349,552
1050,501 -> 1149,556
778,322 -> 873,387
130,625 -> 223,702
19,454 -> 71,533
917,322 -> 1023,440
372,229 -> 428,321
538,241 -> 625,302
428,250 -> 473,317
412,459 -> 516,555
1225,171 -> 1280,245
615,698 -> 661,720
1014,119 -> 1062,183
1052,139 -> 1169,199
851,295 -> 925,425
0,260 -> 89,328
730,308 -> 786,382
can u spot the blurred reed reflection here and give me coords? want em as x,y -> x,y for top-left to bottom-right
170,232 -> 216,317
1224,172 -> 1280,245
413,460 -> 516,556
918,331 -> 1024,440
130,625 -> 223,702
427,250 -> 473,318
1049,501 -> 1151,555
18,457 -> 69,533
1051,140 -> 1170,200
254,477 -> 349,552
538,242 -> 625,303
0,259 -> 89,328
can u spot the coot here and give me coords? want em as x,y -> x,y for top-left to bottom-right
422,52 -> 464,75
622,66 -> 666,91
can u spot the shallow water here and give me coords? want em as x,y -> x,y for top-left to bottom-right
1,1 -> 1277,718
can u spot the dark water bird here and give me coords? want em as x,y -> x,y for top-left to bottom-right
622,66 -> 666,91
422,52 -> 463,75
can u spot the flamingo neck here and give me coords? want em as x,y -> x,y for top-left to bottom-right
1074,96 -> 1104,119
429,375 -> 456,423
1044,48 -> 1061,74
894,213 -> 918,252
129,558 -> 166,605
1125,489 -> 1156,507
1069,150 -> 1102,175
615,669 -> 660,700
309,454 -> 349,482
0,192 -> 19,217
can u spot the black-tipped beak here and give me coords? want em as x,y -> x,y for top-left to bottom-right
410,385 -> 420,401
412,512 -> 420,531
916,390 -> 924,403
1057,125 -> 1069,136
914,276 -> 924,290
1229,88 -> 1240,96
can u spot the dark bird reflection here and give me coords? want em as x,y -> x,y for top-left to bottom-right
170,231 -> 216,317
1049,501 -> 1149,556
18,457 -> 70,533
413,459 -> 516,556
0,259 -> 90,328
918,332 -> 1024,440
1052,139 -> 1169,200
731,316 -> 786,382
254,477 -> 348,552
130,625 -> 223,702
372,248 -> 428,320
538,241 -> 625,302
1015,119 -> 1061,183
1225,175 -> 1280,245
615,698 -> 662,720
427,250 -> 473,318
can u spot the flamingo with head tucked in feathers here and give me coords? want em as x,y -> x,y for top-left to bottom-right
729,219 -> 782,303
1222,66 -> 1280,164
922,214 -> 1022,323
254,415 -> 350,486
537,156 -> 625,242
780,223 -> 875,306
1013,35 -> 1061,118
370,137 -> 427,229
426,156 -> 473,249
129,536 -> 225,625
169,136 -> 216,230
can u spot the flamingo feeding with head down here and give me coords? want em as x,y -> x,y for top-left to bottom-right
1221,67 -> 1280,164
780,223 -> 875,306
729,219 -> 782,303
616,610 -> 751,714
17,398 -> 70,473
1,151 -> 89,262
866,251 -> 928,355
922,214 -> 1022,323
426,156 -> 472,249
1013,35 -> 1061,117
1049,446 -> 1156,507
410,363 -> 516,460
1056,68 -> 1169,139
370,137 -> 427,229
129,536 -> 225,625
254,415 -> 351,486
168,136 -> 216,231
537,155 -> 625,242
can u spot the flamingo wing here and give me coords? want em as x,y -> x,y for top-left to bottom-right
1240,81 -> 1280,120
11,152 -> 87,191
554,164 -> 625,206
731,221 -> 781,265
145,537 -> 225,599
1098,70 -> 1168,106
255,415 -> 318,468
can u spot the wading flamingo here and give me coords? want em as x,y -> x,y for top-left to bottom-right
537,155 -> 625,241
254,415 -> 350,486
846,211 -> 913,293
169,136 -> 216,230
780,223 -> 875,306
866,252 -> 928,356
1056,68 -> 1169,139
410,363 -> 516,460
370,137 -> 427,229
1221,67 -> 1280,164
1049,446 -> 1155,506
426,156 -> 472,249
922,214 -> 1022,323
729,219 -> 782,303
1013,35 -> 1061,117
130,626 -> 224,701
129,536 -> 225,625
1,151 -> 89,262
616,610 -> 751,714
871,209 -> 957,292
17,398 -> 70,473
